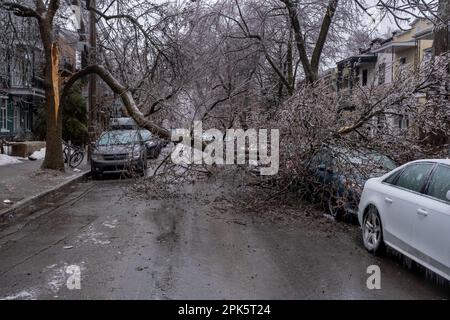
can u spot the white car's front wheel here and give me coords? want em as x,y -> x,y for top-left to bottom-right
362,206 -> 385,255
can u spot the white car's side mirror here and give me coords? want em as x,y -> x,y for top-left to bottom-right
447,190 -> 450,201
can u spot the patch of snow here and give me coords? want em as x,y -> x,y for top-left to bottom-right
102,219 -> 118,229
0,154 -> 22,166
47,266 -> 67,295
1,289 -> 38,300
29,148 -> 46,160
78,225 -> 111,245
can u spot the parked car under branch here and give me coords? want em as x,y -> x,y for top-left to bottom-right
90,130 -> 147,178
304,145 -> 398,220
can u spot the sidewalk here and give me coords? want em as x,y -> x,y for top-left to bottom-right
0,156 -> 89,213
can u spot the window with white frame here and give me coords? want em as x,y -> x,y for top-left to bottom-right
1,99 -> 8,131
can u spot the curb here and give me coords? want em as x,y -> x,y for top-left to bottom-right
0,171 -> 91,221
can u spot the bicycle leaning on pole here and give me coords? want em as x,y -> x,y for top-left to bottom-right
63,140 -> 85,168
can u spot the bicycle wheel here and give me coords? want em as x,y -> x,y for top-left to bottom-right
63,149 -> 69,164
69,151 -> 84,168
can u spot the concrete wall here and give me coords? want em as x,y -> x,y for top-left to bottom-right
10,141 -> 45,158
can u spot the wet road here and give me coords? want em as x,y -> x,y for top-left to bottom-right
0,176 -> 448,299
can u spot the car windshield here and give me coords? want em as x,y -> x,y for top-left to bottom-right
97,131 -> 141,146
330,147 -> 397,171
140,130 -> 153,141
364,153 -> 397,171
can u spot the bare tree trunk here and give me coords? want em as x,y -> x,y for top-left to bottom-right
431,0 -> 450,147
39,14 -> 64,170
1,0 -> 65,170
286,30 -> 294,93
281,0 -> 338,84
434,0 -> 450,55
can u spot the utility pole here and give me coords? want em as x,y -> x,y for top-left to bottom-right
87,0 -> 97,159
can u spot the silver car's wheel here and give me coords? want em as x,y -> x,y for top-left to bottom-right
362,206 -> 385,254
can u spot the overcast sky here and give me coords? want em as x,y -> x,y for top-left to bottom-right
363,0 -> 416,37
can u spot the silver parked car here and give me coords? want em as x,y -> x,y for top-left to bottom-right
90,130 -> 147,179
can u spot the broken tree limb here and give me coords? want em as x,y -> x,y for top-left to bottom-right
51,42 -> 60,122
61,65 -> 171,139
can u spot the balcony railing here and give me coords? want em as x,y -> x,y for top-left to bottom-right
0,73 -> 44,90
10,74 -> 32,88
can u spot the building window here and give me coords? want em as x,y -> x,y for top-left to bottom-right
378,63 -> 386,85
423,49 -> 432,64
1,100 -> 8,131
398,115 -> 409,130
24,109 -> 30,131
75,50 -> 82,70
376,114 -> 386,132
362,69 -> 368,86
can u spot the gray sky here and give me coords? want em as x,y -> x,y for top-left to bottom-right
363,0 -> 418,37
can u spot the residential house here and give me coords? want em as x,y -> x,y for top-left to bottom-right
372,19 -> 434,85
336,51 -> 378,92
0,9 -> 82,142
371,19 -> 434,132
331,19 -> 435,136
335,19 -> 434,90
0,13 -> 44,140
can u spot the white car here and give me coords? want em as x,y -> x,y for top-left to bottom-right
358,159 -> 450,281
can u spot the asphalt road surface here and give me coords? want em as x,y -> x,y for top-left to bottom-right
0,175 -> 449,300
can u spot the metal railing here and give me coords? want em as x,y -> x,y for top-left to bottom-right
0,73 -> 44,90
9,74 -> 32,88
